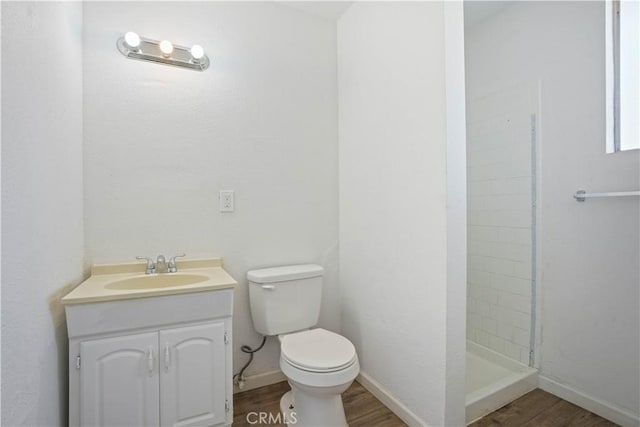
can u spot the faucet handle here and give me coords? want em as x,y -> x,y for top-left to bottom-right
136,256 -> 156,274
168,253 -> 186,273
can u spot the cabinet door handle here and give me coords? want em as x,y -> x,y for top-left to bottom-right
164,344 -> 170,371
261,285 -> 275,290
147,347 -> 154,375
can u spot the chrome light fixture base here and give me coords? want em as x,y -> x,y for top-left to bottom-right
117,36 -> 210,71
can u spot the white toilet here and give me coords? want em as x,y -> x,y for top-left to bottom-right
247,264 -> 359,427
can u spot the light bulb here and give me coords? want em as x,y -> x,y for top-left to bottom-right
190,44 -> 204,61
124,31 -> 140,49
159,40 -> 173,57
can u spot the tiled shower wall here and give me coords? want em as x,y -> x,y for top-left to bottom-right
466,87 -> 534,365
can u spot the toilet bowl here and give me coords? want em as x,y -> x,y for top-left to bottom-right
278,328 -> 359,426
247,265 -> 360,427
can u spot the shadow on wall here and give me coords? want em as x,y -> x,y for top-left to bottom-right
340,309 -> 361,366
48,282 -> 79,426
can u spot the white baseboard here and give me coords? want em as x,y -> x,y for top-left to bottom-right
357,371 -> 429,427
538,375 -> 640,427
233,369 -> 287,394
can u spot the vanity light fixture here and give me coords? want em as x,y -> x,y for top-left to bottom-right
124,31 -> 141,50
159,40 -> 173,57
117,32 -> 210,71
190,44 -> 204,62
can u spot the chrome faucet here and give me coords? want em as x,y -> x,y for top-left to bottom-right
136,256 -> 156,274
156,255 -> 168,273
168,253 -> 186,273
136,254 -> 186,274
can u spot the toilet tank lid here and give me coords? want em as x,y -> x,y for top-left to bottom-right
247,264 -> 324,283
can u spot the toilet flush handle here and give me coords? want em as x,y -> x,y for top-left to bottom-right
261,285 -> 276,291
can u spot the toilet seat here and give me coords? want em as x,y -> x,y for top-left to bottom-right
280,328 -> 357,373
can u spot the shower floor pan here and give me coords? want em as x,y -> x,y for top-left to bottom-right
466,341 -> 538,424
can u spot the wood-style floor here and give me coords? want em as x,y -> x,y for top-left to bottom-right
470,389 -> 619,427
234,382 -> 618,427
233,380 -> 406,426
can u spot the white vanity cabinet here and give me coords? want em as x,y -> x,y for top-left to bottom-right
79,331 -> 161,426
66,289 -> 234,427
160,322 -> 228,427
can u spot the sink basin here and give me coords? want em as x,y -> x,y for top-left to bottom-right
105,273 -> 210,290
61,258 -> 237,305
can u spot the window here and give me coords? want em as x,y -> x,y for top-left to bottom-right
606,0 -> 639,152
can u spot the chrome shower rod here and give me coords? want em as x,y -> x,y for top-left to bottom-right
574,190 -> 640,202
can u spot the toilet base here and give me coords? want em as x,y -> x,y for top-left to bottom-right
280,391 -> 296,425
280,382 -> 349,427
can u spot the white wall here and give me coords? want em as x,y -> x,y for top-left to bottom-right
466,2 -> 640,424
1,2 -> 84,425
338,2 -> 466,425
82,2 -> 339,379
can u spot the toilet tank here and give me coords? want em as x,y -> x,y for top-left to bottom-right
247,264 -> 323,336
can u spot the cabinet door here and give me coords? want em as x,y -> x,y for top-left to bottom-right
80,332 -> 160,426
160,322 -> 227,427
